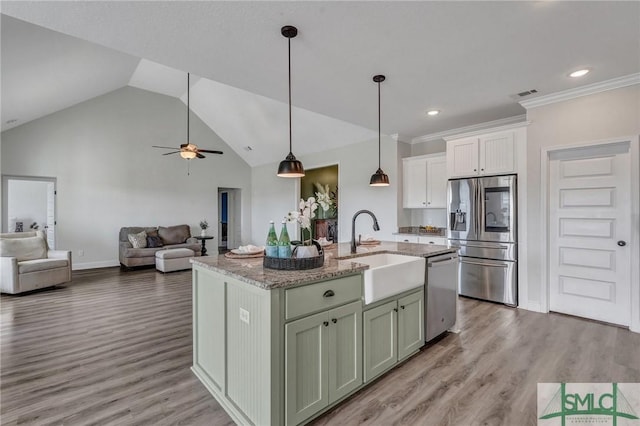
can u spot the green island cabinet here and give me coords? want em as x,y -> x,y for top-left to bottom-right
363,289 -> 424,382
192,264 -> 424,426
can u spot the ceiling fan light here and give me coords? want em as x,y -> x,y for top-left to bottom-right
180,150 -> 197,159
277,152 -> 305,177
370,168 -> 390,186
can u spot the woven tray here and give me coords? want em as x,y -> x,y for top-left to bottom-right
263,242 -> 324,270
264,254 -> 324,270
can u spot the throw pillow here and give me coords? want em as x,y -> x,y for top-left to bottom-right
147,229 -> 159,238
146,236 -> 164,248
128,231 -> 148,248
158,225 -> 190,245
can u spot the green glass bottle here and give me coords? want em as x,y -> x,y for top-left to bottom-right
265,221 -> 278,258
278,221 -> 292,258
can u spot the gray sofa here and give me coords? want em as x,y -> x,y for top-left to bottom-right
119,225 -> 201,268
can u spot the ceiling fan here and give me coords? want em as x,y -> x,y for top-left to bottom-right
153,72 -> 223,160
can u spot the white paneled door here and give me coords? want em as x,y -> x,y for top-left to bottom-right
549,142 -> 631,326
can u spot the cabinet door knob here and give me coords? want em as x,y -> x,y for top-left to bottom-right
400,305 -> 406,310
331,318 -> 337,324
618,240 -> 627,247
323,321 -> 329,327
481,168 -> 484,171
474,168 -> 477,172
393,308 -> 398,312
427,202 -> 431,205
323,290 -> 335,298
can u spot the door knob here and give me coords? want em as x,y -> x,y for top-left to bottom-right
617,240 -> 627,247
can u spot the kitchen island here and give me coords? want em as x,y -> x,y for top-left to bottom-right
191,242 -> 457,426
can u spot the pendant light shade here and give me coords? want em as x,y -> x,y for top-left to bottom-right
370,75 -> 389,187
277,25 -> 305,178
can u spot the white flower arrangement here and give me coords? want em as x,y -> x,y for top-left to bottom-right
314,182 -> 334,212
285,197 -> 318,245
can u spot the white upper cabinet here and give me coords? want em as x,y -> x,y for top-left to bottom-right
479,132 -> 515,175
402,157 -> 427,208
426,157 -> 446,208
403,154 -> 447,209
446,138 -> 479,177
446,130 -> 516,178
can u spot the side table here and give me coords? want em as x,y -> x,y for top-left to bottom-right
194,236 -> 214,256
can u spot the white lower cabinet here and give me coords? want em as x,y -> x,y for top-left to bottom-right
363,288 -> 424,382
396,234 -> 419,243
285,301 -> 362,426
418,236 -> 447,246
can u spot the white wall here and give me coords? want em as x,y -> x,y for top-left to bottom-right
1,86 -> 252,269
6,179 -> 48,231
525,85 -> 640,314
251,135 -> 399,245
411,139 -> 446,156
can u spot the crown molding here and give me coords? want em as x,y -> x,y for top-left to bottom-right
520,73 -> 640,109
411,114 -> 527,144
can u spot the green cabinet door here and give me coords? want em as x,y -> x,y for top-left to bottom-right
327,301 -> 362,403
363,300 -> 397,382
397,289 -> 425,361
193,269 -> 226,392
285,311 -> 329,426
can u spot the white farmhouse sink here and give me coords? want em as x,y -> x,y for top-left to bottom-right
354,254 -> 426,304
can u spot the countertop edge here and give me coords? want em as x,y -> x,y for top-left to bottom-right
191,243 -> 457,290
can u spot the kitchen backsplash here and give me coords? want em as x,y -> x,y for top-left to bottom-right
410,208 -> 447,228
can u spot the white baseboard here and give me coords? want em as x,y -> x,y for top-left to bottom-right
518,301 -> 544,313
73,260 -> 119,270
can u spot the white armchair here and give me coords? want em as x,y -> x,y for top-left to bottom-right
0,231 -> 72,294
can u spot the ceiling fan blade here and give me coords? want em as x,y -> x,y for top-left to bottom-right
162,151 -> 181,156
196,153 -> 206,159
197,149 -> 223,154
152,145 -> 181,150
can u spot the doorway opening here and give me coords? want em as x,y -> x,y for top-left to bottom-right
2,175 -> 57,248
300,165 -> 339,243
218,188 -> 241,253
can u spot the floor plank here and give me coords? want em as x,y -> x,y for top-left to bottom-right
1,267 -> 639,425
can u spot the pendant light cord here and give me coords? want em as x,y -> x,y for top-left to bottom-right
377,79 -> 381,169
187,73 -> 190,144
288,37 -> 292,153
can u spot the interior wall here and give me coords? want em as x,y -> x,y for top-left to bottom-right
525,84 -> 640,312
6,179 -> 48,232
251,135 -> 399,245
396,141 -> 412,228
0,86 -> 252,268
411,139 -> 446,156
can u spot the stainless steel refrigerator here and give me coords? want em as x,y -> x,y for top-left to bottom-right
447,175 -> 517,306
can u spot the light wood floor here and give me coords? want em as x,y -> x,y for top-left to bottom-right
1,268 -> 639,425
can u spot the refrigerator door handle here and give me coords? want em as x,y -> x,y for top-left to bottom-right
461,259 -> 509,268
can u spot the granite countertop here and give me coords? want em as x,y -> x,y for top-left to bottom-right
191,241 -> 456,290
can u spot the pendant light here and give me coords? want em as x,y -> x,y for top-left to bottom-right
180,72 -> 197,160
370,75 -> 389,186
277,25 -> 305,178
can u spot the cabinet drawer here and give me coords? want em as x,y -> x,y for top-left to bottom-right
395,235 -> 419,243
418,236 -> 447,246
285,275 -> 362,320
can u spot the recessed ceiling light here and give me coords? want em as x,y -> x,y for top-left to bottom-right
6,119 -> 18,124
426,110 -> 440,116
569,69 -> 590,78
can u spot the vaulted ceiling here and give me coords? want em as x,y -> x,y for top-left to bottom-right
2,1 -> 639,165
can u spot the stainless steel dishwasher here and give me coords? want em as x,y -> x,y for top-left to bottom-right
426,252 -> 459,341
